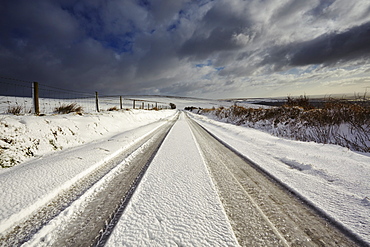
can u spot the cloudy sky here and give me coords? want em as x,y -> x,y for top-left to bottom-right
1,0 -> 370,98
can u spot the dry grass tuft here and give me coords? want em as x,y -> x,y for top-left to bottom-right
7,105 -> 23,115
55,103 -> 83,114
107,106 -> 119,111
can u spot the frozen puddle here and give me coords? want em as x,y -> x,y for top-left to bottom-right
106,113 -> 239,246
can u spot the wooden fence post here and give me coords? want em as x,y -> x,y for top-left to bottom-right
95,92 -> 99,112
33,82 -> 40,115
120,96 -> 123,109
133,100 -> 135,109
142,102 -> 144,109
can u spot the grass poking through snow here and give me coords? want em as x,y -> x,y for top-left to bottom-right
189,96 -> 370,152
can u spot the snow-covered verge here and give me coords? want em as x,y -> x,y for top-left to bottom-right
0,110 -> 176,168
189,112 -> 370,244
190,104 -> 370,153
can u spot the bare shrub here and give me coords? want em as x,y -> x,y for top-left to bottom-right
194,96 -> 369,152
107,106 -> 119,111
7,105 -> 23,115
184,106 -> 199,111
285,95 -> 314,110
199,108 -> 214,114
55,103 -> 83,114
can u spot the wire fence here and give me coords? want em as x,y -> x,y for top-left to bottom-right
0,76 -> 171,115
0,77 -> 33,114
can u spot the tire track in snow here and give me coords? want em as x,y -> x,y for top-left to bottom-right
187,114 -> 360,247
2,116 -> 177,246
94,116 -> 177,247
104,112 -> 239,246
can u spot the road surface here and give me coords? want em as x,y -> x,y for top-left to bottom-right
187,113 -> 360,246
2,111 -> 363,246
104,112 -> 359,246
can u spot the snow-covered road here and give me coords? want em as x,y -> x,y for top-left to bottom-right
105,112 -> 239,246
105,112 -> 359,246
0,109 -> 369,246
0,113 -> 177,246
189,112 -> 370,246
188,115 -> 360,246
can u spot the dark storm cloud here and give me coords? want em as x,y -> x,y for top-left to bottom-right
0,1 -> 81,49
290,21 -> 370,66
261,21 -> 370,70
0,0 -> 181,94
178,1 -> 251,60
0,1 -> 111,89
201,1 -> 248,29
178,27 -> 243,60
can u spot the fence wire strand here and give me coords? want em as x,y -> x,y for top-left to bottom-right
1,76 -> 171,115
0,77 -> 96,114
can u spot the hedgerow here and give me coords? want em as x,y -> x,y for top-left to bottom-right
189,96 -> 369,152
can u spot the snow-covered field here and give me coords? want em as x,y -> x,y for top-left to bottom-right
0,95 -> 369,245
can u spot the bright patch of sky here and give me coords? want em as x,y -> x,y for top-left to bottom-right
195,60 -> 212,68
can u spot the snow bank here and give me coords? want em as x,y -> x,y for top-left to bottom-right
191,106 -> 370,153
0,110 -> 176,168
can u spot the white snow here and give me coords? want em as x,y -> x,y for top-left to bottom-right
0,109 -> 176,167
23,127 -> 166,246
124,95 -> 237,110
0,95 -> 369,245
189,112 -> 370,243
106,113 -> 239,246
0,109 -> 177,234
